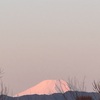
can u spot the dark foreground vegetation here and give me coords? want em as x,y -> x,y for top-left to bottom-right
0,91 -> 100,100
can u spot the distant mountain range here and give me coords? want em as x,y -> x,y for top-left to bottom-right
2,91 -> 100,100
4,79 -> 99,100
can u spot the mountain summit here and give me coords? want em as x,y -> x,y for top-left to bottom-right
15,79 -> 70,96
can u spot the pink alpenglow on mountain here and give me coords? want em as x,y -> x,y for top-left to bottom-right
15,80 -> 70,96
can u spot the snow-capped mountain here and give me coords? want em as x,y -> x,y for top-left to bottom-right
15,79 -> 70,96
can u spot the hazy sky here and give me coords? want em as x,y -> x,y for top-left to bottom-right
0,0 -> 100,95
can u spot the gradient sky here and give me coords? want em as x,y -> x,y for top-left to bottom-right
0,0 -> 100,95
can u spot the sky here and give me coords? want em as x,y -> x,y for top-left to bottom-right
0,0 -> 100,95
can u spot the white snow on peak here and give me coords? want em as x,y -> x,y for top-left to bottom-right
15,79 -> 70,96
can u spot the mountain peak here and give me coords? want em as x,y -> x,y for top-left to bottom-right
15,79 -> 70,96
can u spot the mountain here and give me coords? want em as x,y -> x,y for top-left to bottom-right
15,79 -> 70,96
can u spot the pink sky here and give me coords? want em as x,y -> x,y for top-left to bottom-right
0,0 -> 100,95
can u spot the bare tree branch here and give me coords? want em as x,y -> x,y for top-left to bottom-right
67,77 -> 86,92
0,68 -> 8,99
92,80 -> 100,93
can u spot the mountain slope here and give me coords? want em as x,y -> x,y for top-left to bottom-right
15,79 -> 70,96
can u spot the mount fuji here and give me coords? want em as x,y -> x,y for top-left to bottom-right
15,79 -> 70,96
